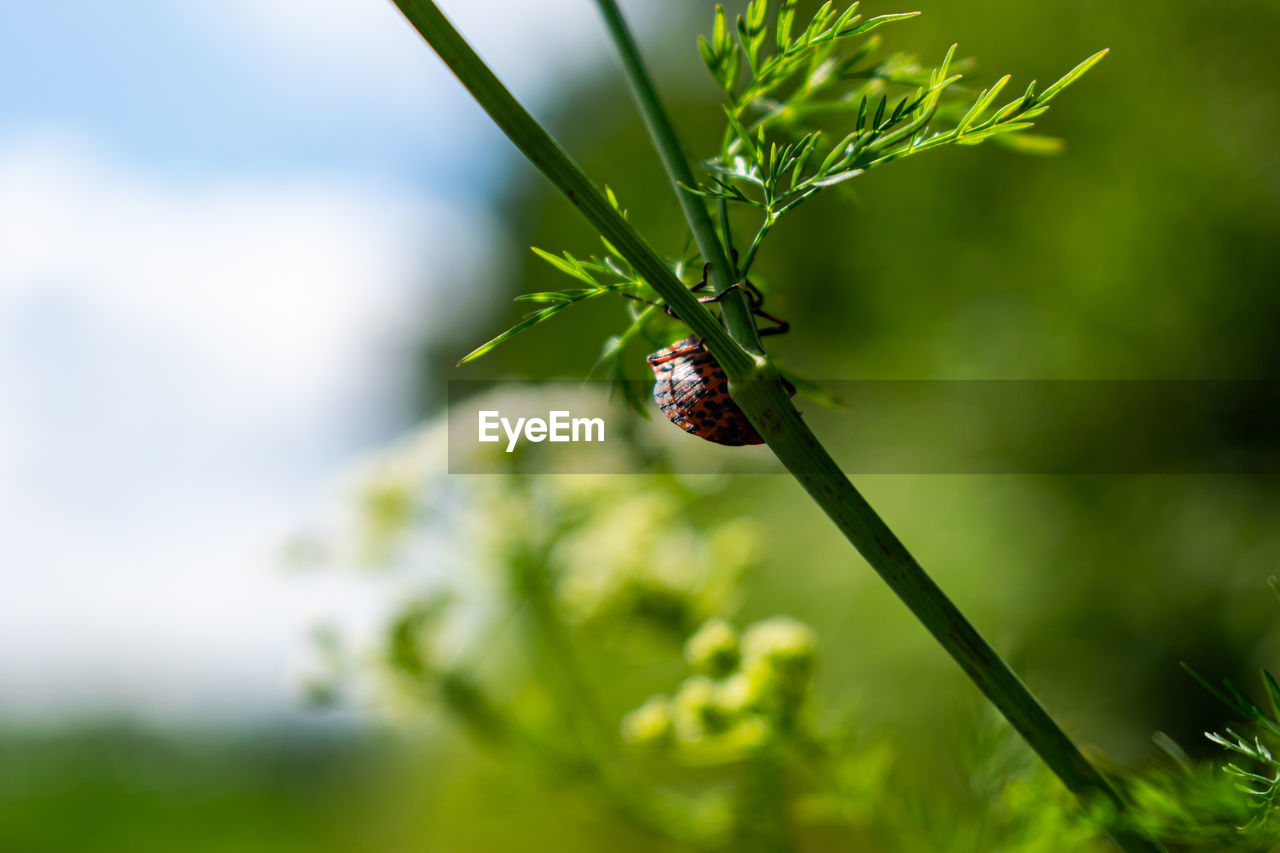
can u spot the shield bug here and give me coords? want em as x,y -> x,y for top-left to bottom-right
644,277 -> 792,446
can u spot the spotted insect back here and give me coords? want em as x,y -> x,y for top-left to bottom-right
646,335 -> 793,446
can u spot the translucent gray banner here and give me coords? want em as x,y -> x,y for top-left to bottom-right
447,380 -> 1280,475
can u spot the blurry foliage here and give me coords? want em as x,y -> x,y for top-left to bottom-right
1126,764 -> 1274,851
622,615 -> 819,753
1170,644 -> 1280,845
279,407 -> 1274,850
1116,652 -> 1280,851
0,726 -> 403,853
290,414 -> 1128,850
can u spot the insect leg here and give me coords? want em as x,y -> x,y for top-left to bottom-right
755,308 -> 790,337
691,262 -> 712,293
620,292 -> 662,309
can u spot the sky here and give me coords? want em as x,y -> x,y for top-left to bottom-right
0,0 -> 654,724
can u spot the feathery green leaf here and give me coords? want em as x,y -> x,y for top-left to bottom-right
1037,48 -> 1109,104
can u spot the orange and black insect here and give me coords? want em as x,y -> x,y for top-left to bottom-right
641,271 -> 793,446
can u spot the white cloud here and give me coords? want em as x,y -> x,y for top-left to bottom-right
0,129 -> 499,721
202,0 -> 624,106
0,129 -> 491,433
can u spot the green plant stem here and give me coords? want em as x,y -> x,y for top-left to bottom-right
389,0 -> 753,378
390,3 -> 1164,851
592,0 -> 763,355
740,213 -> 778,279
717,197 -> 737,269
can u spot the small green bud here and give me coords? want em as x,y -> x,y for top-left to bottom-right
627,576 -> 695,634
717,671 -> 762,716
385,595 -> 452,679
739,616 -> 818,728
741,615 -> 817,679
621,695 -> 674,746
300,677 -> 340,709
726,714 -> 773,749
674,675 -> 732,742
684,618 -> 741,677
356,475 -> 414,563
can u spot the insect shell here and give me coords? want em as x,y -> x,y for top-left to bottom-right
646,335 -> 795,446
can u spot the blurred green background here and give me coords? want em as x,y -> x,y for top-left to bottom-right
438,0 -> 1280,765
5,1 -> 1279,850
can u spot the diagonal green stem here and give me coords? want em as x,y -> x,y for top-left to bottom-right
389,2 -> 1164,850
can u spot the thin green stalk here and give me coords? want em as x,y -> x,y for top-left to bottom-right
717,197 -> 737,272
523,562 -> 613,757
592,0 -> 763,355
390,2 -> 1164,850
740,213 -> 778,279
